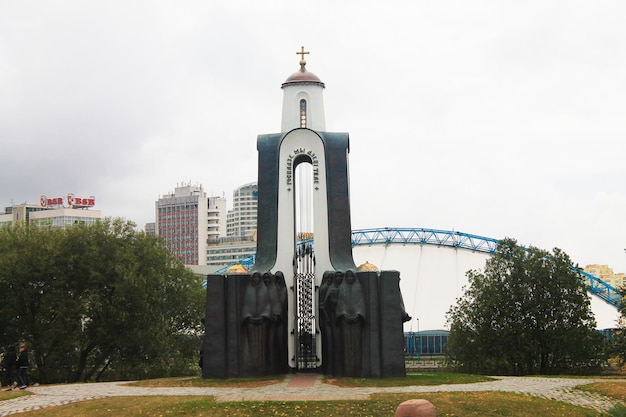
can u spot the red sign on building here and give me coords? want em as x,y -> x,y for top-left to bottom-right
40,195 -> 63,207
40,194 -> 96,208
67,194 -> 95,208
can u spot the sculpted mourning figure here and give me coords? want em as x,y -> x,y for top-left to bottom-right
274,271 -> 288,320
328,271 -> 343,375
318,271 -> 335,374
241,272 -> 271,373
263,272 -> 282,372
335,269 -> 365,376
273,271 -> 288,373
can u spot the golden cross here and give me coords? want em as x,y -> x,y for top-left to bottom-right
296,46 -> 309,65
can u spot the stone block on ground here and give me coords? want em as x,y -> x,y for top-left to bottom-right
395,399 -> 436,417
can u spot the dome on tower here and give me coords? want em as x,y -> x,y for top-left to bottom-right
357,261 -> 380,273
226,263 -> 249,275
282,64 -> 325,88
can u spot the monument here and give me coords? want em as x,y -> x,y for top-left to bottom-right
202,48 -> 410,378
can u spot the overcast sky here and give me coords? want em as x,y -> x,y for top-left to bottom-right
1,1 -> 625,274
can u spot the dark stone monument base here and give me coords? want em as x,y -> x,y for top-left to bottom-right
201,269 -> 409,379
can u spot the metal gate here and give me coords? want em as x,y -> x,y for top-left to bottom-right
294,240 -> 317,370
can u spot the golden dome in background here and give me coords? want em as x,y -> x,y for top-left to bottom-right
226,263 -> 249,275
357,261 -> 379,272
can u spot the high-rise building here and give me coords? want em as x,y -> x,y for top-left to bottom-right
155,184 -> 207,265
226,182 -> 258,238
207,196 -> 227,244
199,181 -> 259,270
155,184 -> 227,265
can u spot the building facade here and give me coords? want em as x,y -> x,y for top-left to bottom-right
1,195 -> 101,228
156,184 -> 207,265
1,204 -> 47,227
226,182 -> 258,238
144,222 -> 156,236
584,264 -> 626,289
207,195 -> 227,244
205,234 -> 256,269
29,207 -> 101,227
155,184 -> 227,265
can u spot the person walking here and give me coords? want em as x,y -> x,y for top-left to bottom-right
16,345 -> 29,390
2,345 -> 17,390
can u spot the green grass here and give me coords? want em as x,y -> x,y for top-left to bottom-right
127,375 -> 284,388
125,372 -> 492,389
8,392 -> 608,417
577,381 -> 626,403
0,388 -> 30,401
324,371 -> 493,387
6,374 -> 624,416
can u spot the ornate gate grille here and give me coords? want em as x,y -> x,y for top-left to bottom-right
295,241 -> 316,370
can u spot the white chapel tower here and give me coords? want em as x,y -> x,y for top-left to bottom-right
280,46 -> 326,132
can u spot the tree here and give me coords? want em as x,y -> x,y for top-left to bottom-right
0,219 -> 205,383
609,287 -> 626,368
446,238 -> 605,375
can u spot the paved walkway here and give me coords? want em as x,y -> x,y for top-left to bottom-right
1,375 -> 624,416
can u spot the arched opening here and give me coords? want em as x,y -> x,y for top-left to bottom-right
295,161 -> 313,240
294,158 -> 316,370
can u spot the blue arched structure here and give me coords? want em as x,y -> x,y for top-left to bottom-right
351,228 -> 499,253
213,227 -> 622,308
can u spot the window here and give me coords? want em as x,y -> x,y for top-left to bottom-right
300,99 -> 307,128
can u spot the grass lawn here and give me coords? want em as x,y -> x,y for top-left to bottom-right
578,381 -> 626,402
7,392 -> 610,417
0,389 -> 30,401
325,371 -> 493,387
126,372 -> 492,388
128,375 -> 284,388
4,374 -> 624,416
